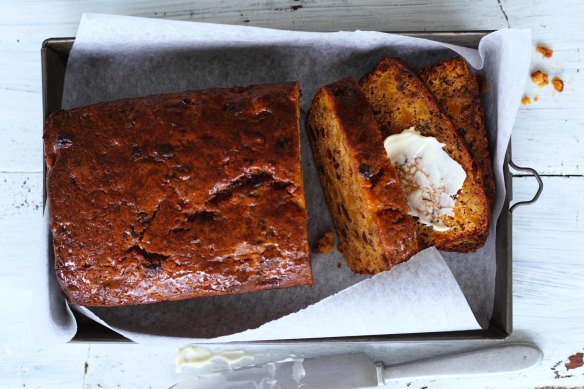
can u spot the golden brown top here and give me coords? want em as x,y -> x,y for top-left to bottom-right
44,82 -> 312,306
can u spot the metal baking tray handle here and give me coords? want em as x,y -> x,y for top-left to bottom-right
509,160 -> 543,212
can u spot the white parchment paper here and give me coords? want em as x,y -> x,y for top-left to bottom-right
36,13 -> 531,344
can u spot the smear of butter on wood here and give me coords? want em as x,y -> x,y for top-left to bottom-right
175,345 -> 254,372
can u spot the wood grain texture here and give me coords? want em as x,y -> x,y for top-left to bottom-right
0,1 -> 583,388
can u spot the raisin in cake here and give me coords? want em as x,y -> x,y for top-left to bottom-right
44,82 -> 312,306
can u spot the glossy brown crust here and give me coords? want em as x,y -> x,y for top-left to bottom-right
360,58 -> 489,252
307,78 -> 418,273
420,57 -> 495,250
419,57 -> 496,203
44,82 -> 312,306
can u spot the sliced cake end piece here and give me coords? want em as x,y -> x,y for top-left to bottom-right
360,58 -> 489,252
419,57 -> 495,251
419,57 -> 495,204
306,78 -> 418,274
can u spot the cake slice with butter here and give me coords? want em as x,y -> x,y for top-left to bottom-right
419,57 -> 495,251
383,127 -> 467,232
360,58 -> 489,252
306,78 -> 418,274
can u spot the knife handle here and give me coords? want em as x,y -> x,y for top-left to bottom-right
381,343 -> 542,383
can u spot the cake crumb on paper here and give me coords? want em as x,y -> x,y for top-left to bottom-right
531,70 -> 549,87
553,77 -> 564,92
536,45 -> 554,58
313,231 -> 335,254
521,95 -> 532,105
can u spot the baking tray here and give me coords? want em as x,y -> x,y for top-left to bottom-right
41,32 -> 543,343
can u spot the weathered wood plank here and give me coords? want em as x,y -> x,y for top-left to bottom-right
1,1 -> 583,388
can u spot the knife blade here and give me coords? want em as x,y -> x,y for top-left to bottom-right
171,343 -> 542,389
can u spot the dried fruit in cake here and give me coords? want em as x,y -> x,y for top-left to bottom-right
44,82 -> 312,306
360,58 -> 489,252
306,78 -> 418,273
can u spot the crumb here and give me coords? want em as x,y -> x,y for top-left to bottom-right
476,73 -> 487,96
521,95 -> 531,105
312,231 -> 334,254
552,77 -> 564,92
337,262 -> 342,269
565,352 -> 584,370
534,96 -> 539,102
531,70 -> 549,87
536,45 -> 553,58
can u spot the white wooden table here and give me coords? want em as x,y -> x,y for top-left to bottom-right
1,1 -> 583,388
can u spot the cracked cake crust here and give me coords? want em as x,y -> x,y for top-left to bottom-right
44,82 -> 312,306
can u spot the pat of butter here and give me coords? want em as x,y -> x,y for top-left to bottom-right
383,127 -> 466,231
175,345 -> 253,372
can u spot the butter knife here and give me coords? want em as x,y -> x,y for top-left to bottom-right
171,343 -> 542,389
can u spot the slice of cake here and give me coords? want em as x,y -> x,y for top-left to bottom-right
419,57 -> 495,251
306,78 -> 418,274
360,58 -> 489,252
419,57 -> 495,203
44,82 -> 312,306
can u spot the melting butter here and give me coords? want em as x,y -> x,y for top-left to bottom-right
383,127 -> 466,231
